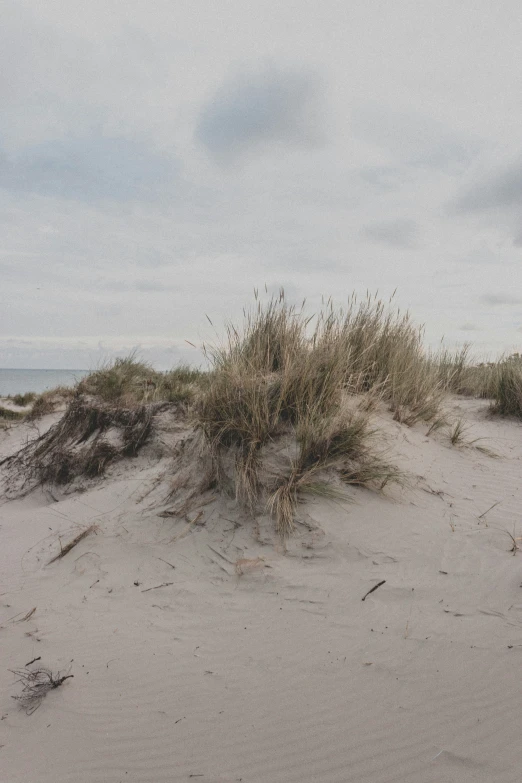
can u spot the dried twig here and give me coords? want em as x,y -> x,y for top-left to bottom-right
141,582 -> 174,593
156,557 -> 176,569
17,607 -> 36,622
478,500 -> 501,520
47,525 -> 96,564
361,580 -> 386,602
10,665 -> 73,714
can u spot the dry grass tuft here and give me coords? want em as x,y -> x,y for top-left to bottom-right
3,396 -> 163,494
29,386 -> 76,419
489,357 -> 522,418
195,291 -> 411,533
11,392 -> 37,407
77,355 -> 206,407
0,405 -> 25,421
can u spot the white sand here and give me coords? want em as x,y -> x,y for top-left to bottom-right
1,398 -> 522,782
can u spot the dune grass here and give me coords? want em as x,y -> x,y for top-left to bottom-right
435,348 -> 522,417
11,392 -> 37,407
195,291 -> 429,531
77,355 -> 205,406
489,357 -> 522,418
29,387 -> 76,419
0,406 -> 25,421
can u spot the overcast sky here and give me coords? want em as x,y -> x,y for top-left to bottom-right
2,0 -> 522,369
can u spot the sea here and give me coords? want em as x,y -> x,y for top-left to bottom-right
0,369 -> 88,397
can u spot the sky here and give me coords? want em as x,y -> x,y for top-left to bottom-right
1,0 -> 522,369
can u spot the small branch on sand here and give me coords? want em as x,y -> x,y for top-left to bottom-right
47,525 -> 96,565
156,557 -> 176,569
478,500 -> 501,520
17,607 -> 36,622
361,580 -> 386,602
141,582 -> 174,593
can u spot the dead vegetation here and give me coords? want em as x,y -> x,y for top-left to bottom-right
2,395 -> 166,495
47,524 -> 97,564
77,355 -> 205,406
28,386 -> 75,419
10,665 -> 73,715
0,406 -> 25,421
194,291 -> 409,534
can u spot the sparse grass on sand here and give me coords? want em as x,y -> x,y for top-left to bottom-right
11,392 -> 37,407
436,349 -> 522,418
0,406 -> 25,421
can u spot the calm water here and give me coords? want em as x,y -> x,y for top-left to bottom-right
0,369 -> 88,396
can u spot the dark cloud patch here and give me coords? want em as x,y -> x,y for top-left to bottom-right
456,158 -> 522,212
458,322 -> 480,331
362,219 -> 417,248
480,293 -> 522,306
196,65 -> 324,163
0,136 -> 179,202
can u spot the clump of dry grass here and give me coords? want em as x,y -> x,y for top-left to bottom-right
3,396 -> 162,493
77,355 -> 205,407
0,405 -> 25,421
489,356 -> 522,418
195,291 -> 412,532
11,392 -> 37,407
29,386 -> 76,419
268,402 -> 401,535
435,349 -> 522,408
77,355 -> 159,403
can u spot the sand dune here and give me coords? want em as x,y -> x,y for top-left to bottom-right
1,398 -> 522,782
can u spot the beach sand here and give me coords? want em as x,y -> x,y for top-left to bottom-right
1,397 -> 522,782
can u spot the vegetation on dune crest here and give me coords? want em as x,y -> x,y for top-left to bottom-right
29,387 -> 75,419
489,356 -> 522,418
11,392 -> 37,407
0,406 -> 25,421
5,290 -> 522,532
195,290 -> 419,533
77,355 -> 205,405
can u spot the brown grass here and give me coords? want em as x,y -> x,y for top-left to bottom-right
195,291 -> 411,533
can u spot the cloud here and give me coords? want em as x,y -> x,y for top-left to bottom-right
480,293 -> 522,306
362,219 -> 417,248
351,103 -> 478,170
0,135 -> 179,202
458,322 -> 480,331
456,157 -> 522,212
196,65 -> 325,163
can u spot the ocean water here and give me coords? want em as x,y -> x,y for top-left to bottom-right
0,368 -> 88,396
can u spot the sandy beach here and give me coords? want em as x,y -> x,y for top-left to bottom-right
1,395 -> 522,782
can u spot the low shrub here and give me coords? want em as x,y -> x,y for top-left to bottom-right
11,392 -> 37,407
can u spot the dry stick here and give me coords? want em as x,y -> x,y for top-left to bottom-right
361,580 -> 386,602
19,607 -> 36,622
156,557 -> 176,569
141,582 -> 174,593
47,525 -> 96,565
478,500 -> 501,520
25,656 -> 41,667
